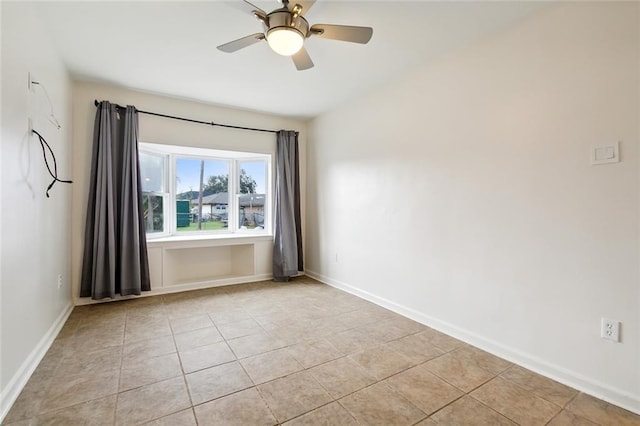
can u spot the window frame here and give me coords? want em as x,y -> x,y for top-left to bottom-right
235,157 -> 270,234
139,142 -> 272,240
140,147 -> 170,238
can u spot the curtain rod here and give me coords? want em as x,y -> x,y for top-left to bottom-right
93,100 -> 278,134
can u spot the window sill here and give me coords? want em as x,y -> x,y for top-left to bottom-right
147,233 -> 273,248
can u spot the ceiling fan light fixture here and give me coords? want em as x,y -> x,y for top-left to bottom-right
266,27 -> 304,56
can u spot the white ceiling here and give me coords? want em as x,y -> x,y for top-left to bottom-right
34,1 -> 549,119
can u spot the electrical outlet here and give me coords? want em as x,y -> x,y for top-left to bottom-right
28,118 -> 33,135
57,274 -> 63,289
28,72 -> 34,91
601,318 -> 620,342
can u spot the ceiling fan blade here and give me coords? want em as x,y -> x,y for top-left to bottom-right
286,0 -> 316,16
292,46 -> 314,70
225,0 -> 267,17
310,24 -> 373,44
217,33 -> 265,53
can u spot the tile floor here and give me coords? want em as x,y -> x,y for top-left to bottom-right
4,277 -> 639,425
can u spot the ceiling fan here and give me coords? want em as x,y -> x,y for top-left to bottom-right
217,0 -> 373,70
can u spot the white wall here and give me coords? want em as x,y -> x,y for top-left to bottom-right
306,1 -> 639,413
0,2 -> 73,419
71,82 -> 307,304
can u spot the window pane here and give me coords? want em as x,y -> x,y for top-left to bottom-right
175,158 -> 229,232
140,152 -> 164,192
143,194 -> 164,233
238,161 -> 266,229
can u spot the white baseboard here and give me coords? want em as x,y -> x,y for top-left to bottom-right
0,302 -> 74,423
74,274 -> 274,306
305,269 -> 640,415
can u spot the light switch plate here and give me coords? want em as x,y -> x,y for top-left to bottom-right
591,142 -> 619,165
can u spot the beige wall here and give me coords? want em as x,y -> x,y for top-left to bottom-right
71,82 -> 307,304
306,2 -> 639,412
1,2 -> 73,417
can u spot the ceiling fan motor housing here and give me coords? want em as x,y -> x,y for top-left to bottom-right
217,0 -> 373,70
265,10 -> 309,39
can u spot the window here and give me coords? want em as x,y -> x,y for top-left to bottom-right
176,157 -> 230,232
140,151 -> 167,234
237,161 -> 267,230
139,143 -> 271,238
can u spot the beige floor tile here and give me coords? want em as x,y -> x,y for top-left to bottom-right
547,409 -> 599,425
124,318 -> 172,344
252,311 -> 293,328
415,418 -> 438,425
7,279 -> 636,426
39,370 -> 120,413
30,345 -> 66,379
226,332 -> 287,359
241,348 -> 304,384
418,328 -> 465,352
387,316 -> 428,334
3,374 -> 53,422
250,312 -> 287,329
287,339 -> 344,369
335,310 -> 383,328
348,345 -> 413,380
194,387 -> 276,426
424,351 -> 496,392
471,377 -> 562,426
69,325 -> 126,353
266,323 -> 315,346
385,333 -> 444,365
121,335 -> 176,367
325,328 -> 378,354
357,321 -> 412,344
565,393 -> 640,426
144,408 -> 197,425
500,365 -> 578,407
430,395 -> 516,425
283,402 -> 359,426
309,357 -> 376,399
384,364 -> 463,415
257,371 -> 332,423
166,302 -> 208,320
125,306 -> 167,323
119,352 -> 183,391
217,318 -> 264,340
174,326 -> 223,352
179,341 -> 236,373
306,316 -> 352,337
169,314 -> 214,334
185,361 -> 253,405
30,394 -> 117,426
452,346 -> 512,374
199,301 -> 237,317
56,319 -> 79,338
115,376 -> 190,425
208,307 -> 252,325
340,382 -> 426,425
3,418 -> 31,425
54,345 -> 123,377
77,314 -> 126,332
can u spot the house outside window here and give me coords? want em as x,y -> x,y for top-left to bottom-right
139,142 -> 271,238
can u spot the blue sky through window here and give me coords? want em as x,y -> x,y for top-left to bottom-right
176,158 -> 266,194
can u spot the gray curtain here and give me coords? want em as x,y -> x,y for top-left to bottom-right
273,130 -> 303,281
80,101 -> 150,299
